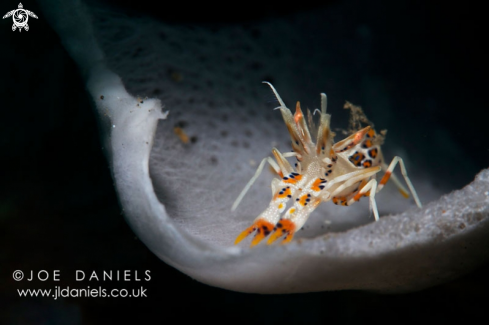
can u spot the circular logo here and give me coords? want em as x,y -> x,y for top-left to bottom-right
13,10 -> 28,28
2,3 -> 38,32
13,270 -> 24,281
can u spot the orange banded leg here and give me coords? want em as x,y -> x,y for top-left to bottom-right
235,218 -> 276,247
267,199 -> 321,245
378,156 -> 422,208
235,185 -> 292,246
385,168 -> 410,199
266,219 -> 296,245
347,178 -> 380,221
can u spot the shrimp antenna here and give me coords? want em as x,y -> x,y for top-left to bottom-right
262,81 -> 287,109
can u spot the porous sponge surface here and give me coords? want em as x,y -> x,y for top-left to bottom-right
87,5 -> 446,247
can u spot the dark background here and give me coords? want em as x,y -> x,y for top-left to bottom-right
1,0 -> 488,323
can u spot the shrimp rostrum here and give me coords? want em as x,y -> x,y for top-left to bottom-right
232,82 -> 422,247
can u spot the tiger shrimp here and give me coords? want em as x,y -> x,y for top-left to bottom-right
232,82 -> 422,246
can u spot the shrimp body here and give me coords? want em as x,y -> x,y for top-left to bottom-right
233,82 -> 421,246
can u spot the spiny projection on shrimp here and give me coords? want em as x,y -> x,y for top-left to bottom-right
232,82 -> 422,247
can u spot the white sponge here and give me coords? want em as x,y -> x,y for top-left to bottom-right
38,0 -> 489,293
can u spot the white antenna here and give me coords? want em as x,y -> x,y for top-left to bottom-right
262,81 -> 287,109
